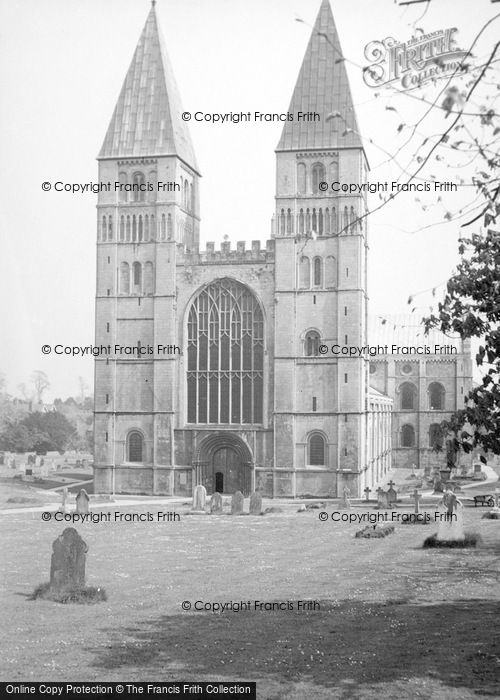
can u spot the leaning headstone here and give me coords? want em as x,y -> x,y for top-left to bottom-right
249,491 -> 262,515
50,528 -> 88,593
209,491 -> 223,514
192,484 -> 207,512
76,489 -> 90,514
231,490 -> 244,515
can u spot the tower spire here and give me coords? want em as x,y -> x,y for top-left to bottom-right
99,3 -> 198,172
277,0 -> 361,152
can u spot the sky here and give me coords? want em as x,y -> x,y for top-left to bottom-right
0,0 -> 498,400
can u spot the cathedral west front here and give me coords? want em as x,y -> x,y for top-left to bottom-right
93,1 -> 471,499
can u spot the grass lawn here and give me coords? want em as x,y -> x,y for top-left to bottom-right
1,496 -> 500,699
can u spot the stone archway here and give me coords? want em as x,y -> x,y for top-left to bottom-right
193,433 -> 254,496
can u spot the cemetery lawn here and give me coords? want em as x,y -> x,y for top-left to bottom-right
1,502 -> 500,699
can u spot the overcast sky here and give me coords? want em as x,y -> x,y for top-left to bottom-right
0,0 -> 498,400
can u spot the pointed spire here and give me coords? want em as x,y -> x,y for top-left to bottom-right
99,4 -> 199,172
277,0 -> 361,152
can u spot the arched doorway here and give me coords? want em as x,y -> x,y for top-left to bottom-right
193,433 -> 253,496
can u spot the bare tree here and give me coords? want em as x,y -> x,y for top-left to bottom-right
30,371 -> 50,404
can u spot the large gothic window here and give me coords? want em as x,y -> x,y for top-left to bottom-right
187,279 -> 264,424
312,163 -> 325,192
428,382 -> 445,410
400,382 -> 417,410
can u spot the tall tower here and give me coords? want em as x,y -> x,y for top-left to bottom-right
273,0 -> 369,496
94,3 -> 200,494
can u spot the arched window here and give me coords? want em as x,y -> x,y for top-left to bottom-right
330,159 -> 339,182
343,206 -> 349,232
305,208 -> 311,233
132,172 -> 145,202
318,208 -> 323,235
108,215 -> 113,241
184,180 -> 189,208
161,214 -> 166,240
312,208 -> 317,233
119,172 -> 128,202
298,209 -> 304,234
150,214 -> 155,239
312,162 -> 325,192
299,256 -> 310,288
280,209 -> 285,234
400,382 -> 417,410
331,207 -> 337,234
101,216 -> 107,242
308,433 -> 325,466
144,262 -> 154,295
144,215 -> 149,241
429,423 -> 442,449
133,262 -> 142,290
138,215 -> 143,242
429,382 -> 445,410
167,213 -> 173,239
190,182 -> 194,210
297,163 -> 306,194
126,216 -> 131,242
187,279 -> 264,424
128,431 -> 144,463
401,424 -> 415,447
325,256 -> 336,288
313,257 -> 322,287
324,208 -> 330,234
286,209 -> 293,233
132,215 -> 137,242
120,216 -> 125,241
120,262 -> 130,294
305,330 -> 320,357
350,206 -> 356,232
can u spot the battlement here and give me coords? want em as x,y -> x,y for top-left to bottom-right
178,239 -> 275,265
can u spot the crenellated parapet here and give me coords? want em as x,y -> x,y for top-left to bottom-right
178,239 -> 275,265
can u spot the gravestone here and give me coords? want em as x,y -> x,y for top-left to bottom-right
209,492 -> 223,514
377,488 -> 389,509
249,491 -> 262,515
433,476 -> 443,493
50,528 -> 88,593
76,489 -> 90,514
413,488 -> 422,514
387,485 -> 398,506
473,463 -> 482,474
231,490 -> 244,515
192,484 -> 207,512
339,486 -> 351,510
364,487 -> 371,501
61,487 -> 68,514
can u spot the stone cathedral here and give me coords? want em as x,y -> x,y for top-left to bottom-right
93,1 -> 471,499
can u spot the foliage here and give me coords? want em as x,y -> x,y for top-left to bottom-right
423,229 -> 500,459
0,411 -> 78,453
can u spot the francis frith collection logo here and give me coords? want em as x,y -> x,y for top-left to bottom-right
363,27 -> 468,90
